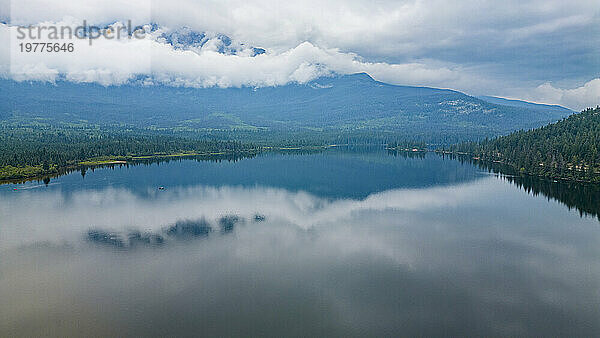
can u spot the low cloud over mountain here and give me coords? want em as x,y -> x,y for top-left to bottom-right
0,0 -> 598,109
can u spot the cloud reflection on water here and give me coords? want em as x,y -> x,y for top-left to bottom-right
1,178 -> 600,336
0,178 -> 490,251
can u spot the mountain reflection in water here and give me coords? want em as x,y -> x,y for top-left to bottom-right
1,150 -> 600,336
86,215 -> 259,249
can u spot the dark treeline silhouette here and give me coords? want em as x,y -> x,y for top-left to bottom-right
448,107 -> 600,183
445,153 -> 600,220
504,175 -> 600,221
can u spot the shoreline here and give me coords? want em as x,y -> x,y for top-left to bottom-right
0,145 -> 344,185
8,145 -> 597,186
386,147 -> 600,185
0,150 -> 261,185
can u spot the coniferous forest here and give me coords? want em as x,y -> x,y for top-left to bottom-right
0,126 -> 259,181
2,105 -> 599,183
450,107 -> 600,183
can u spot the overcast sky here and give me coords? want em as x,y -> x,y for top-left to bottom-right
0,0 -> 598,110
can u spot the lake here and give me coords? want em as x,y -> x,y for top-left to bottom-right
1,148 -> 599,336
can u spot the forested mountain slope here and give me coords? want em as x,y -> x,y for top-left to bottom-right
0,73 -> 572,143
451,107 -> 600,182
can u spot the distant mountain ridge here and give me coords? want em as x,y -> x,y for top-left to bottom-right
478,96 -> 574,114
0,73 -> 573,143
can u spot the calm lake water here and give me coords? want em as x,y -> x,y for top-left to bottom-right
1,148 -> 599,336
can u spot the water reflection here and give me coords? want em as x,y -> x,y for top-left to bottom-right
86,215 -> 256,249
0,148 -> 484,199
1,152 -> 258,186
447,154 -> 600,220
2,178 -> 600,336
2,150 -> 600,336
165,218 -> 214,239
88,229 -> 166,248
501,175 -> 600,220
5,149 -> 600,222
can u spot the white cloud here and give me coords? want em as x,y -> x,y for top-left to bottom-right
527,79 -> 600,111
3,0 -> 597,56
0,0 -> 598,109
1,0 -> 418,53
1,21 -> 480,89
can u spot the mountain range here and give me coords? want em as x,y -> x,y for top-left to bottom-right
0,73 -> 574,143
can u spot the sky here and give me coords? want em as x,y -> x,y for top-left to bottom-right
0,0 -> 598,110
